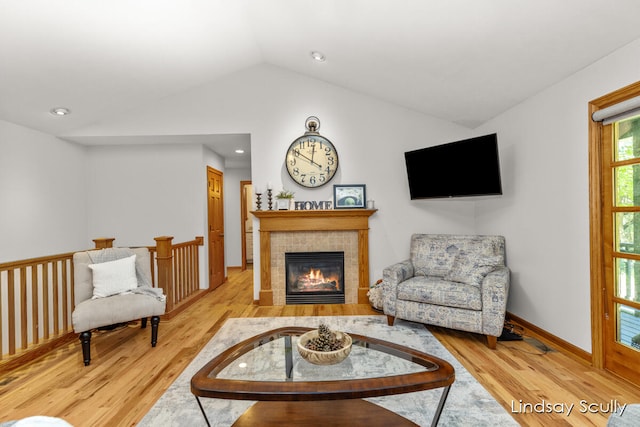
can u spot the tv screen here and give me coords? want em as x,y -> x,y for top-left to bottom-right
404,133 -> 502,200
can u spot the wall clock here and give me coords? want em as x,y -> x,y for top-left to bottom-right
285,116 -> 339,188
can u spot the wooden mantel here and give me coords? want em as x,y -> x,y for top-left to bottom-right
252,209 -> 377,305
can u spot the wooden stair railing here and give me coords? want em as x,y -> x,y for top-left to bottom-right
0,235 -> 204,371
149,236 -> 205,314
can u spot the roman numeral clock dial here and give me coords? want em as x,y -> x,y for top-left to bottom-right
285,116 -> 339,188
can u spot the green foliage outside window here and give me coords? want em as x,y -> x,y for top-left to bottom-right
616,116 -> 640,303
616,116 -> 640,245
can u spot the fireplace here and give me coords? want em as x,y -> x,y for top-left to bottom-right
285,251 -> 345,304
252,209 -> 376,305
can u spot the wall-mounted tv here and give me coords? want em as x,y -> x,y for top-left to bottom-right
404,133 -> 502,200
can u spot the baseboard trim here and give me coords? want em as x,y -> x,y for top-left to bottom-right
163,288 -> 213,320
506,311 -> 592,365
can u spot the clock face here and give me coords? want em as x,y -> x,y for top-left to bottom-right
285,134 -> 338,188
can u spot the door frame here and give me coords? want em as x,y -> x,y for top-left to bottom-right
589,80 -> 640,370
240,180 -> 252,271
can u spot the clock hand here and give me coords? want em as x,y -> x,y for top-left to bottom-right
308,144 -> 322,169
296,151 -> 323,168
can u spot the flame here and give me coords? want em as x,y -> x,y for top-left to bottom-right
309,269 -> 324,282
292,267 -> 341,292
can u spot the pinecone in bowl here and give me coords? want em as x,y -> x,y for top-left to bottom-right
297,323 -> 352,365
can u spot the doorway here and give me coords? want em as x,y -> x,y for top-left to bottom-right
590,81 -> 640,385
207,166 -> 225,290
240,180 -> 253,271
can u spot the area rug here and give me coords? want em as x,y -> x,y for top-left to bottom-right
138,316 -> 519,426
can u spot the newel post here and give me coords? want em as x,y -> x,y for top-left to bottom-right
93,238 -> 115,249
154,236 -> 174,312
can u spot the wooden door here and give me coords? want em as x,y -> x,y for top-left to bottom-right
601,116 -> 640,384
207,167 -> 225,289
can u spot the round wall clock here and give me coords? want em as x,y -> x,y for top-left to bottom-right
285,116 -> 339,188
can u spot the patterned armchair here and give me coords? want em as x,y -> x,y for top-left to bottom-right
382,234 -> 510,349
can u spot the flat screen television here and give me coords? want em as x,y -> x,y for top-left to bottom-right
404,133 -> 502,200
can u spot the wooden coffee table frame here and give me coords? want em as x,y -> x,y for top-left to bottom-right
191,326 -> 455,427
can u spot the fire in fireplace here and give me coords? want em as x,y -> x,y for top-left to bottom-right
285,251 -> 345,304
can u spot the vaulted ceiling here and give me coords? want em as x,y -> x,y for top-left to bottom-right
3,0 -> 640,141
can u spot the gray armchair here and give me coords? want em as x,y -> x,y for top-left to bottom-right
382,234 -> 510,349
72,247 -> 166,365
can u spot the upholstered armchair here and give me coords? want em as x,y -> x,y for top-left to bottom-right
72,247 -> 166,365
382,234 -> 510,349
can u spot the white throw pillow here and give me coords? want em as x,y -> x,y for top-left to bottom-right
89,254 -> 138,298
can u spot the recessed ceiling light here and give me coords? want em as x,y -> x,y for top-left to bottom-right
50,107 -> 70,116
310,51 -> 326,62
235,149 -> 245,154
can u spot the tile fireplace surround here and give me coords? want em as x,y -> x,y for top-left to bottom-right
251,209 -> 377,306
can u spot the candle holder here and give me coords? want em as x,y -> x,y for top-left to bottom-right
256,192 -> 263,211
267,188 -> 273,210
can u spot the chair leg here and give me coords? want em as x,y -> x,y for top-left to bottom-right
486,335 -> 497,349
79,331 -> 92,366
151,315 -> 160,347
141,317 -> 148,329
386,315 -> 395,326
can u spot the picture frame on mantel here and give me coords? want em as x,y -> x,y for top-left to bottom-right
333,184 -> 366,209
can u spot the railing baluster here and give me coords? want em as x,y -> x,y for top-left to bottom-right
194,240 -> 200,293
178,248 -> 182,302
192,245 -> 197,293
180,247 -> 186,300
8,269 -> 16,355
174,247 -> 180,302
42,264 -> 49,340
148,248 -> 157,287
20,267 -> 27,350
70,260 -> 75,323
52,261 -> 59,335
187,246 -> 192,292
61,260 -> 68,332
32,265 -> 39,345
192,244 -> 198,293
182,247 -> 187,298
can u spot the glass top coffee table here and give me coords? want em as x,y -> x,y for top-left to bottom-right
191,326 -> 455,427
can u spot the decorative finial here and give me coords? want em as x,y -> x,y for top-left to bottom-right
305,116 -> 321,133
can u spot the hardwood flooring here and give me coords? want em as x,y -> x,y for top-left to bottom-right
1,266 -> 640,426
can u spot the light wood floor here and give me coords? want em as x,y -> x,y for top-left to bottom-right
1,267 -> 640,426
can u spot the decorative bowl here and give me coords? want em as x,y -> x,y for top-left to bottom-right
297,329 -> 352,365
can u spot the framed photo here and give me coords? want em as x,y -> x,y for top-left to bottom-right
333,184 -> 366,209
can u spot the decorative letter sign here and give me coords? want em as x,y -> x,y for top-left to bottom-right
294,201 -> 333,210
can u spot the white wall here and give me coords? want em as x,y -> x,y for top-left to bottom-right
86,143 -> 205,246
476,38 -> 640,352
0,119 -> 87,261
86,143 -> 212,289
63,64 -> 477,300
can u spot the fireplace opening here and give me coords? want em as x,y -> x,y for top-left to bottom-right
285,251 -> 345,304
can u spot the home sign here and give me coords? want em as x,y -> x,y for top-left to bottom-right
293,200 -> 333,210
